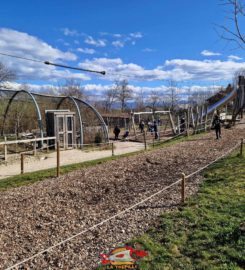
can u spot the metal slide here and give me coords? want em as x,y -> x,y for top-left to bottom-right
205,88 -> 237,115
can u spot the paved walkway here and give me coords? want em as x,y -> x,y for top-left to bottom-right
0,141 -> 144,180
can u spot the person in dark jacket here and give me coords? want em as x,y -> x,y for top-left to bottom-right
212,114 -> 222,139
180,117 -> 186,133
113,125 -> 120,140
122,130 -> 129,140
139,120 -> 145,133
153,121 -> 159,140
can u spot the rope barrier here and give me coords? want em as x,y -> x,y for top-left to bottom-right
5,179 -> 181,270
186,142 -> 240,179
5,139 -> 241,270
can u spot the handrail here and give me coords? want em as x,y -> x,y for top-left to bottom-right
0,136 -> 56,145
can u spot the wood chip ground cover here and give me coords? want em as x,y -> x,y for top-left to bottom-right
1,126 -> 245,269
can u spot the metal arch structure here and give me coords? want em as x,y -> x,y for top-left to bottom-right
57,96 -> 84,146
0,88 -> 109,146
73,97 -> 109,142
2,89 -> 44,139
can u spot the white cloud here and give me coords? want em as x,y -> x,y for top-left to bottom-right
0,28 -> 91,82
113,34 -> 123,38
100,32 -> 123,38
0,28 -> 76,61
100,32 -> 143,48
83,83 -> 112,92
61,27 -> 80,37
201,50 -> 221,56
77,48 -> 96,54
112,40 -> 124,48
142,48 -> 156,52
79,58 -> 171,81
84,36 -> 107,47
228,55 -> 243,61
78,57 -> 245,82
164,59 -> 245,81
130,32 -> 143,39
2,80 -> 224,102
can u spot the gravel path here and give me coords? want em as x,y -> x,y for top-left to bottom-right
0,141 -> 144,180
1,124 -> 245,270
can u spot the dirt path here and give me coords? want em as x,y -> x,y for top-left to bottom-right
0,141 -> 144,180
0,125 -> 245,270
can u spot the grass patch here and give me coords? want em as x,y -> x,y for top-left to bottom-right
128,154 -> 245,270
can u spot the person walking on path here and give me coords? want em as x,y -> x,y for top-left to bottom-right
212,114 -> 222,139
113,125 -> 121,140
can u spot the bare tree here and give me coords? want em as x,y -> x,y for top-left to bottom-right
165,80 -> 180,111
114,80 -> 133,112
188,90 -> 216,106
217,0 -> 245,49
0,62 -> 16,86
103,87 -> 117,112
42,85 -> 60,95
60,79 -> 85,100
134,89 -> 145,111
8,84 -> 32,136
147,90 -> 160,111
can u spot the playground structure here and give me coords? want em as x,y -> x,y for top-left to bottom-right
131,110 -> 175,138
0,89 -> 109,153
0,76 -> 244,158
131,76 -> 245,141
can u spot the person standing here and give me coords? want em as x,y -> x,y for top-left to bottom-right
212,114 -> 222,139
153,121 -> 159,140
113,125 -> 120,140
139,120 -> 145,133
180,117 -> 186,133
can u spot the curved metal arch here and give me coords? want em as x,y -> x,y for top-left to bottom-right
73,97 -> 109,142
2,90 -> 43,140
57,96 -> 83,146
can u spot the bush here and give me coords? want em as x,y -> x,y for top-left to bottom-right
94,132 -> 102,145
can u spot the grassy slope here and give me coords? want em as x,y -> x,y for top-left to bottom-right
128,153 -> 245,270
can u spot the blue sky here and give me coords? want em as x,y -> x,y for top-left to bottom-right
0,0 -> 244,97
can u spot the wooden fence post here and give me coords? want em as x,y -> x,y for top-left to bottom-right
240,138 -> 244,157
4,136 -> 7,161
56,140 -> 60,177
194,106 -> 199,134
143,131 -> 147,150
181,173 -> 186,203
204,105 -> 208,131
177,115 -> 180,134
46,139 -> 49,153
33,136 -> 37,156
185,110 -> 189,137
21,154 -> 24,174
112,143 -> 114,156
